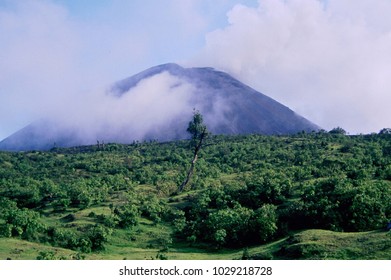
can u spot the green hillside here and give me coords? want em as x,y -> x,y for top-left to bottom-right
1,131 -> 390,259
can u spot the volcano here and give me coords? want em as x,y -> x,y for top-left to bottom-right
0,63 -> 320,151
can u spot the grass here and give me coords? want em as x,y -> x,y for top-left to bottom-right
2,229 -> 389,260
0,238 -> 77,260
1,134 -> 390,260
277,229 -> 391,260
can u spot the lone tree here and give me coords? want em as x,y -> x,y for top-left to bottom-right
178,110 -> 210,192
329,127 -> 347,135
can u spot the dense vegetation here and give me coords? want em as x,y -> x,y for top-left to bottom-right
0,130 -> 390,259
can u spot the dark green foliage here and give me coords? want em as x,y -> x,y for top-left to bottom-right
179,110 -> 210,191
36,251 -> 57,260
139,193 -> 169,223
0,131 -> 390,255
46,227 -> 79,250
176,186 -> 278,247
329,127 -> 347,135
251,204 -> 278,242
85,224 -> 112,251
240,170 -> 292,205
187,110 -> 210,149
0,198 -> 44,241
45,224 -> 112,252
298,178 -> 391,231
113,203 -> 140,229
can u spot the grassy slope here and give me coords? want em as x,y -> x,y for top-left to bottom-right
0,238 -> 76,260
276,229 -> 391,260
2,229 -> 390,260
1,134 -> 390,260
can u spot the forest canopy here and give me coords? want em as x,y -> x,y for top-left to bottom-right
0,130 -> 390,258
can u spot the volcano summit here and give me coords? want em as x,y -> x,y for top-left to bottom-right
0,63 -> 319,151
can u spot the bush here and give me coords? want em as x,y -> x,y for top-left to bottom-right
205,205 -> 253,247
36,251 -> 57,260
114,203 -> 140,229
0,200 -> 45,241
299,179 -> 391,231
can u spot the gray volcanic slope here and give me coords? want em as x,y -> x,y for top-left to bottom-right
0,63 -> 320,151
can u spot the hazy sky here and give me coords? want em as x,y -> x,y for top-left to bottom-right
1,0 -> 390,141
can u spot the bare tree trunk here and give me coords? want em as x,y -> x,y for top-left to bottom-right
178,154 -> 198,192
178,129 -> 206,192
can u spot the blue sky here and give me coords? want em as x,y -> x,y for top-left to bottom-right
1,0 -> 391,140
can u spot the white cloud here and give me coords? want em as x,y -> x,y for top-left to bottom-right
59,71 -> 196,142
0,0 -> 82,137
0,0 -> 209,140
195,0 -> 391,133
3,0 -> 389,141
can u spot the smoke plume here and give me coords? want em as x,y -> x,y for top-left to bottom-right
194,0 -> 391,133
